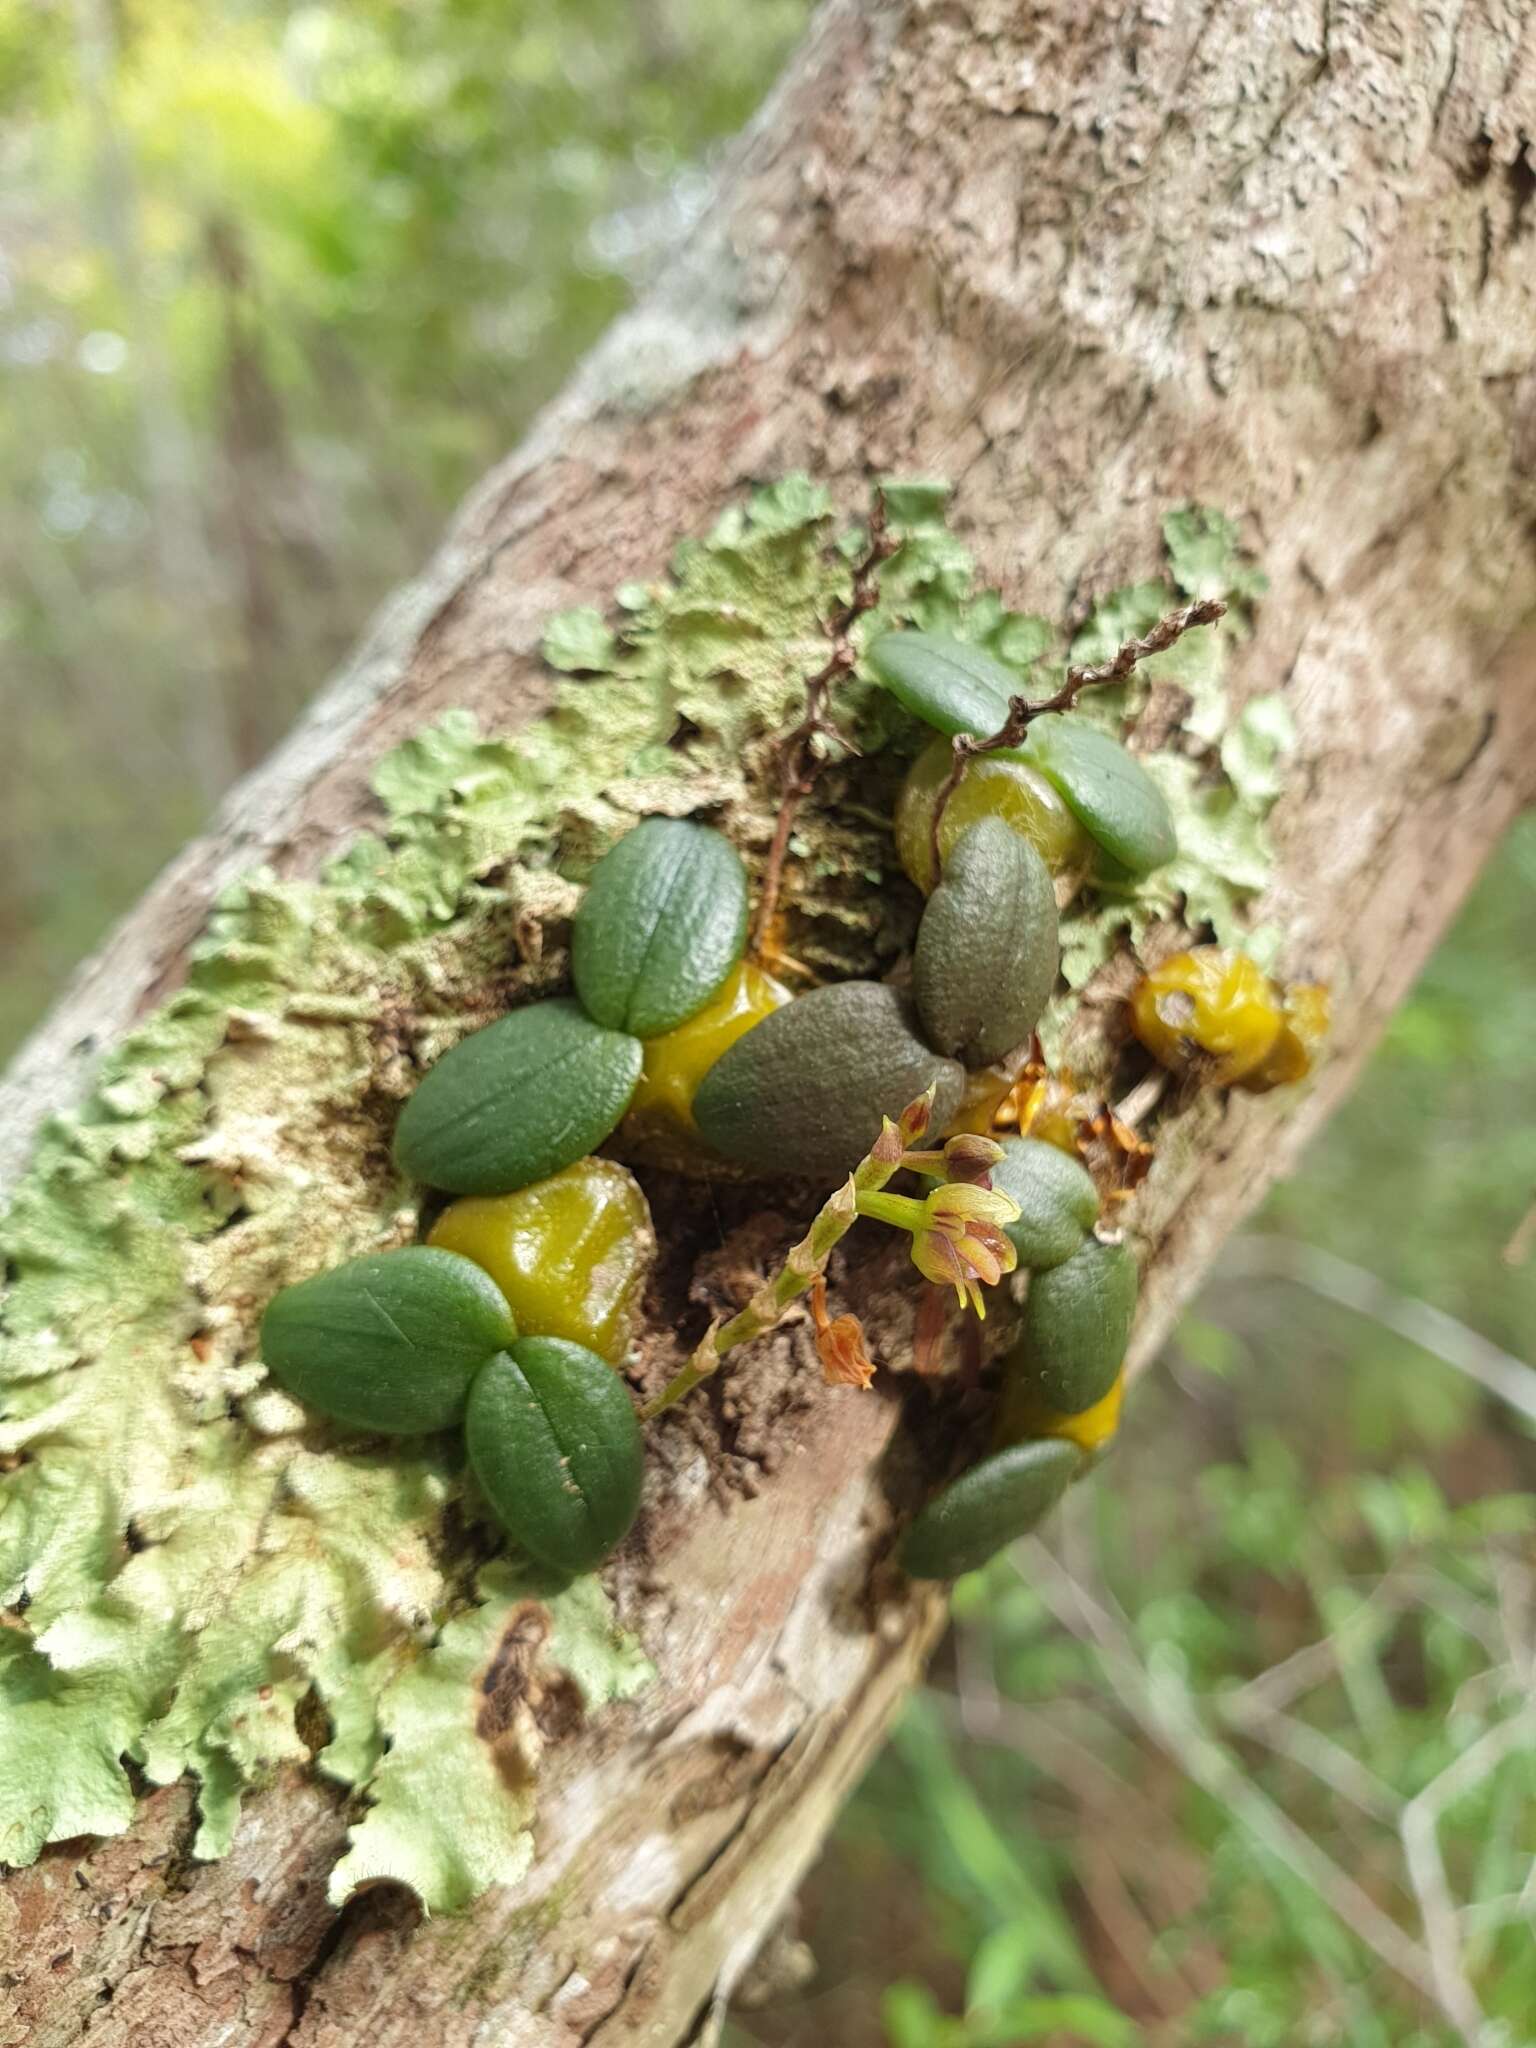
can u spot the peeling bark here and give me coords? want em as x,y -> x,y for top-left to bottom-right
3,0 -> 1535,2040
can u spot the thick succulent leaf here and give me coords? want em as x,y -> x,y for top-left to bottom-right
693,982 -> 966,1181
913,819 -> 1058,1066
465,1340 -> 644,1577
1023,715 -> 1177,876
867,629 -> 1017,737
900,1441 -> 1083,1580
1008,1239 -> 1139,1414
393,999 -> 643,1196
261,1247 -> 516,1434
991,1138 -> 1100,1270
572,817 -> 748,1037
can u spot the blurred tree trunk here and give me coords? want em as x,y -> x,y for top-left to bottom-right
71,0 -> 239,799
4,2 -> 1535,2043
206,214 -> 296,773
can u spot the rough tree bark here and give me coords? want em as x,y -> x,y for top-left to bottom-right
4,2 -> 1535,2042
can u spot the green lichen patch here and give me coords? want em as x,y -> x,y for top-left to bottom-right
327,1564 -> 652,1913
1039,510 -> 1287,1005
0,477 -> 1281,1908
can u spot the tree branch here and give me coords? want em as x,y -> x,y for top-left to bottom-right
5,1 -> 1536,2041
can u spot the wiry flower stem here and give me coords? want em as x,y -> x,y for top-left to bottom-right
751,490 -> 895,959
928,596 -> 1228,882
637,1091 -> 932,1421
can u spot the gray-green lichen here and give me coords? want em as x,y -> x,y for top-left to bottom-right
0,478 -> 1280,1911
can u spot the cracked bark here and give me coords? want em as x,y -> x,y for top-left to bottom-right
4,1 -> 1536,2041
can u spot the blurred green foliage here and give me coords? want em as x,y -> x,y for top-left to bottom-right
4,4 -> 1533,2039
0,0 -> 808,1053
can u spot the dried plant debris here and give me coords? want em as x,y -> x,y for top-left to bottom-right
0,478 -> 1281,1907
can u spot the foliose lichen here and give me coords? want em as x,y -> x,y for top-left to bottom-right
0,478 -> 1281,1910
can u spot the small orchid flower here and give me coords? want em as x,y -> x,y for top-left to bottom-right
909,1181 -> 1019,1315
856,1179 -> 1020,1319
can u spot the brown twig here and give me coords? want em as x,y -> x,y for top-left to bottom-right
751,492 -> 896,958
928,595 -> 1228,882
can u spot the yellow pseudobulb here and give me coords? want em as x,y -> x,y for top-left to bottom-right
628,958 -> 791,1132
429,1158 -> 652,1364
1129,948 -> 1284,1087
895,736 -> 1090,893
996,1367 -> 1125,1456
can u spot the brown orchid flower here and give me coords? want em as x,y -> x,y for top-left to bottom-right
809,1275 -> 877,1389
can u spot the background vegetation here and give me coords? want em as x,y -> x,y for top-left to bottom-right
4,5 -> 1531,2041
0,0 -> 805,1049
